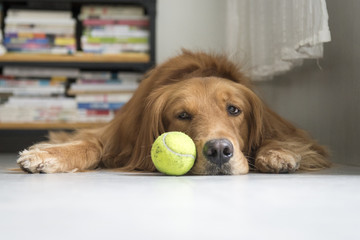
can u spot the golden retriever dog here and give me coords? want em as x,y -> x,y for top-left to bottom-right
17,50 -> 331,175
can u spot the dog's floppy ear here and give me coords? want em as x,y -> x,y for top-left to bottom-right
238,85 -> 265,155
99,68 -> 168,171
119,86 -> 170,171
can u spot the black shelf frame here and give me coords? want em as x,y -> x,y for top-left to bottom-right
0,129 -> 68,152
0,61 -> 154,71
0,0 -> 157,152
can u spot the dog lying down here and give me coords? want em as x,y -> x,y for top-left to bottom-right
17,50 -> 331,175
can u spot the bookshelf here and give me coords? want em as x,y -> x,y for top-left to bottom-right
0,0 -> 157,152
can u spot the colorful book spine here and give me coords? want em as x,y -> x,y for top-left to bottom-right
4,37 -> 50,45
81,36 -> 148,44
79,5 -> 144,19
83,19 -> 149,27
0,79 -> 52,86
77,102 -> 125,110
75,93 -> 133,102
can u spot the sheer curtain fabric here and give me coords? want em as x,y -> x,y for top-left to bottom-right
226,0 -> 331,80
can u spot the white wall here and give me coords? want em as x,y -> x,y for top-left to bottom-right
156,0 -> 227,64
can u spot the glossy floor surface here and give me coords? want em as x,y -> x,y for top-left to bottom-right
1,153 -> 360,240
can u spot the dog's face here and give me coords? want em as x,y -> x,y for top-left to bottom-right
158,77 -> 262,175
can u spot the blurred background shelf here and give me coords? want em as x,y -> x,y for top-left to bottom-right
0,53 -> 152,71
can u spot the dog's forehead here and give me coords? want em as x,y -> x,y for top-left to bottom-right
172,77 -> 240,98
166,77 -> 246,110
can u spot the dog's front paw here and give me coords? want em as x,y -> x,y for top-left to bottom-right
255,150 -> 300,173
17,147 -> 60,173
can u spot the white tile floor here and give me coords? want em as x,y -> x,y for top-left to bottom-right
1,153 -> 360,240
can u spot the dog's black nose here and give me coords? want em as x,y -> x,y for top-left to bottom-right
203,139 -> 233,166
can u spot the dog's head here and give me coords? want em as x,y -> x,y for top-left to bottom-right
143,76 -> 264,175
126,51 -> 265,175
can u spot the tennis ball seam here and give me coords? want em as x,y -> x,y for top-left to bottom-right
162,132 -> 196,160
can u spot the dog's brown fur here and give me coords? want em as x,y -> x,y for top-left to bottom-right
17,50 -> 331,175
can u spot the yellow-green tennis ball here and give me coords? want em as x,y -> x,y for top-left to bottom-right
151,131 -> 196,176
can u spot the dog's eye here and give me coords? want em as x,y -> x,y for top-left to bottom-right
227,105 -> 242,116
177,112 -> 192,120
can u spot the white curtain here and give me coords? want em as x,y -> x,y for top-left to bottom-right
226,0 -> 331,81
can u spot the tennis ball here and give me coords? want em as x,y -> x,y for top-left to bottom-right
151,131 -> 196,176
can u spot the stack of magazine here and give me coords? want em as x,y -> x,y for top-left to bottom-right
71,71 -> 142,122
79,5 -> 150,54
4,9 -> 76,54
0,67 -> 142,123
0,66 -> 78,123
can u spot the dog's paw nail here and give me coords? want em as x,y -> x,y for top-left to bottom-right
37,163 -> 45,171
22,160 -> 31,168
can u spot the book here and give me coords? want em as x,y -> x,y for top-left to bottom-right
81,36 -> 148,44
4,37 -> 51,45
80,71 -> 113,80
74,92 -> 130,120
7,9 -> 72,19
76,72 -> 142,83
82,18 -> 149,27
0,97 -> 77,123
0,71 -> 130,124
70,71 -> 142,95
86,28 -> 149,38
118,72 -> 143,82
4,9 -> 76,54
81,109 -> 112,116
77,102 -> 125,110
75,93 -> 133,103
70,83 -> 138,92
3,66 -> 80,78
79,5 -> 144,20
0,85 -> 65,96
5,17 -> 75,26
6,96 -> 75,107
0,68 -> 141,123
0,65 -> 80,123
5,24 -> 75,35
77,109 -> 114,122
81,43 -> 149,54
76,79 -> 121,84
79,5 -> 149,54
0,79 -> 55,87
